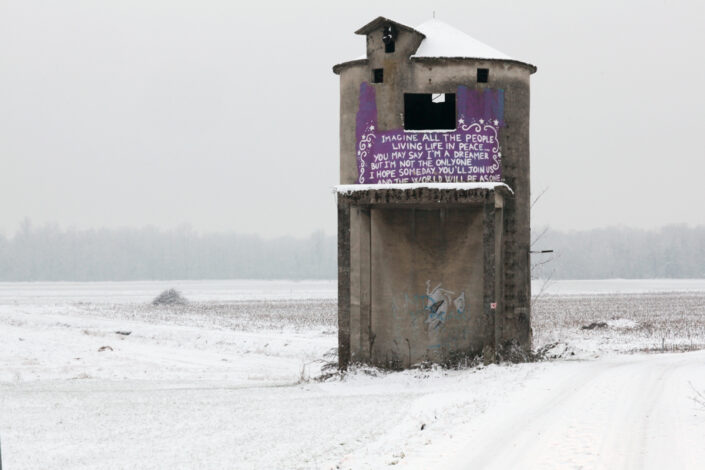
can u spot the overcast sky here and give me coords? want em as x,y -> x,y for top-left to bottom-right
1,0 -> 703,237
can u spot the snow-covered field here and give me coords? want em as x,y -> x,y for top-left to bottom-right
2,280 -> 705,469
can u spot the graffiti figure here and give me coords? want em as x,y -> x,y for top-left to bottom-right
424,282 -> 451,331
424,281 -> 466,332
423,281 -> 466,357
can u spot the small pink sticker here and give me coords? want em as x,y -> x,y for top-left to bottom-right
490,302 -> 497,309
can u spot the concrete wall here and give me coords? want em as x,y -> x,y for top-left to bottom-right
335,21 -> 535,367
338,59 -> 533,186
369,207 -> 485,366
339,188 -> 508,368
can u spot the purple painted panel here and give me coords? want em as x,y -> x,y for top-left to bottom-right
355,84 -> 505,184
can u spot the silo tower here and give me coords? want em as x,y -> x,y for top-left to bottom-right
333,17 -> 537,368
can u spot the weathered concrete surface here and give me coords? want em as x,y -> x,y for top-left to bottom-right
337,188 -> 506,368
337,205 -> 351,369
369,207 -> 484,367
335,18 -> 535,367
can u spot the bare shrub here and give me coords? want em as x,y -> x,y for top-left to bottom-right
152,288 -> 187,306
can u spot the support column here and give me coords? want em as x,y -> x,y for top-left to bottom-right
349,206 -> 371,362
482,199 -> 497,354
337,204 -> 351,369
359,207 -> 372,361
494,194 -> 505,351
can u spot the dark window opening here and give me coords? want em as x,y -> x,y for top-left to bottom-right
477,68 -> 489,83
373,68 -> 384,83
404,93 -> 456,130
382,23 -> 397,54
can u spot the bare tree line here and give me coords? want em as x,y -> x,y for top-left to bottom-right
0,220 -> 703,281
531,224 -> 705,279
0,220 -> 335,281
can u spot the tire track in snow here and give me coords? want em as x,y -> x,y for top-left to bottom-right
458,360 -> 628,469
450,354 -> 703,470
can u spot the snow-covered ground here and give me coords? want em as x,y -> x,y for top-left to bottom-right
1,280 -> 705,469
0,279 -> 337,304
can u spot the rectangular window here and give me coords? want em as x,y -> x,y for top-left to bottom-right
477,68 -> 489,83
385,41 -> 395,53
404,93 -> 456,130
373,68 -> 384,83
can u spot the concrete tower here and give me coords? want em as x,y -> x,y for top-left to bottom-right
333,17 -> 537,368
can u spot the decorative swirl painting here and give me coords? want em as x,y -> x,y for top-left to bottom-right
355,84 -> 505,184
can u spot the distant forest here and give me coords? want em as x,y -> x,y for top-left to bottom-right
0,221 -> 704,281
0,221 -> 335,281
531,225 -> 705,279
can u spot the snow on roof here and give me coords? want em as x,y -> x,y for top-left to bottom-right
334,17 -> 535,74
335,182 -> 513,194
411,19 -> 512,60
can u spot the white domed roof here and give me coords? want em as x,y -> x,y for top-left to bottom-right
412,19 -> 512,61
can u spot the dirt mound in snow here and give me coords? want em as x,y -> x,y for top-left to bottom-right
581,322 -> 608,330
152,289 -> 188,306
581,319 -> 639,331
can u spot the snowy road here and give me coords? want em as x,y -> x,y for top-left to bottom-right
436,353 -> 705,470
4,348 -> 704,469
